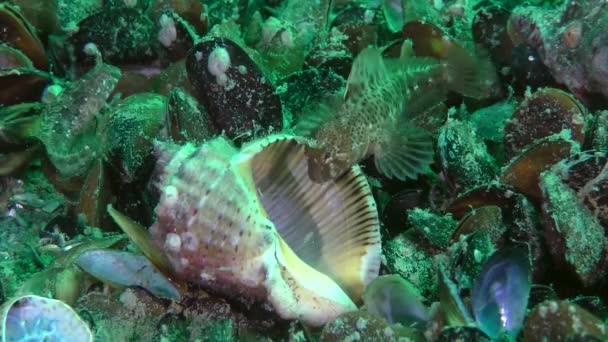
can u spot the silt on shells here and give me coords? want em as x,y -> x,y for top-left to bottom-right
148,134 -> 382,326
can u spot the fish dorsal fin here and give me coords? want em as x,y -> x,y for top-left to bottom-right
345,47 -> 388,100
292,94 -> 342,138
249,135 -> 382,300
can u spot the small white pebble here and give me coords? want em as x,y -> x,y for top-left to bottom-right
164,233 -> 182,252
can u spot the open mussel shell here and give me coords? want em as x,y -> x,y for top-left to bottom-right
437,260 -> 474,327
504,88 -> 587,160
501,134 -> 578,204
1,294 -> 92,341
0,145 -> 39,176
471,247 -> 531,340
0,67 -> 50,106
150,134 -> 382,326
362,275 -> 429,327
0,102 -> 42,148
185,38 -> 283,142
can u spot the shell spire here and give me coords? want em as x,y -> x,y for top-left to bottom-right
149,134 -> 382,326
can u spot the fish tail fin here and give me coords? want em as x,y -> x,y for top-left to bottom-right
444,44 -> 498,99
373,123 -> 434,181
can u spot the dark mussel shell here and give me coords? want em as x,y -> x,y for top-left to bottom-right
151,0 -> 207,35
591,110 -> 608,151
504,88 -> 587,160
472,6 -> 513,68
39,63 -> 122,179
156,10 -> 196,63
78,159 -> 114,230
330,4 -> 385,58
438,119 -> 498,193
402,20 -> 449,60
0,102 -> 42,149
304,35 -> 353,79
450,206 -> 506,246
186,37 -> 282,142
540,151 -> 608,287
68,7 -> 157,70
558,151 -> 608,229
0,45 -> 50,106
105,93 -> 166,183
278,67 -> 345,126
436,326 -> 491,342
383,231 -> 438,299
381,188 -> 428,240
0,67 -> 50,106
523,301 -> 608,341
447,185 -> 547,282
0,2 -> 48,70
166,87 -> 216,143
321,310 -> 424,342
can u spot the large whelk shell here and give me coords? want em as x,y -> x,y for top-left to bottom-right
151,134 -> 382,326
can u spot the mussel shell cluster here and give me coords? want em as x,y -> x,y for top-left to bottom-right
3,0 -> 608,340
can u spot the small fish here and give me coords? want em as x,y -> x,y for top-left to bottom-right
296,43 -> 496,182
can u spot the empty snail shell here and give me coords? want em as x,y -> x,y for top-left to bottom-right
149,134 -> 382,326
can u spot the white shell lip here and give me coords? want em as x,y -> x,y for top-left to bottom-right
151,133 -> 381,326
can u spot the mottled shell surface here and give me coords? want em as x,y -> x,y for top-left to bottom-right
150,134 -> 382,326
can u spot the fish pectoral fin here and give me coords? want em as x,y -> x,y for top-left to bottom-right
373,125 -> 434,181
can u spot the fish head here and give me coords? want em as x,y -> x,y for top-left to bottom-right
305,144 -> 351,182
